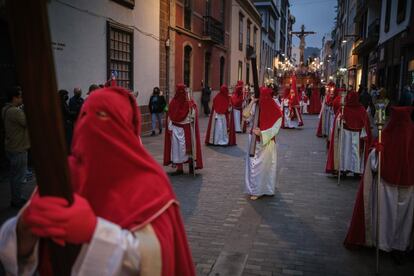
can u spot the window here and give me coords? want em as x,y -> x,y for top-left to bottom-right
253,27 -> 257,50
246,21 -> 251,47
358,12 -> 367,38
384,0 -> 391,32
111,0 -> 135,9
220,57 -> 225,86
184,45 -> 192,87
397,0 -> 406,23
238,61 -> 243,81
269,14 -> 275,32
246,63 -> 250,84
204,52 -> 211,87
261,12 -> 267,30
107,22 -> 133,90
220,0 -> 225,23
239,13 -> 244,51
184,0 -> 192,30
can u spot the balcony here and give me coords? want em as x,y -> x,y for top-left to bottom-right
352,19 -> 379,55
203,16 -> 224,45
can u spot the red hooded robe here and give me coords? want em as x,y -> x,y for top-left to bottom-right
205,85 -> 236,145
163,84 -> 203,169
344,106 -> 414,248
325,92 -> 372,173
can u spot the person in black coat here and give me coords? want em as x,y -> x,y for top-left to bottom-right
58,89 -> 77,153
148,87 -> 166,136
69,87 -> 84,120
201,83 -> 211,116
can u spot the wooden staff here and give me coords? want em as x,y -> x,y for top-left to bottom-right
247,46 -> 260,157
375,105 -> 386,275
6,0 -> 75,274
337,90 -> 346,186
186,87 -> 196,176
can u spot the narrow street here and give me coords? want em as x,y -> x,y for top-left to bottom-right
143,115 -> 414,276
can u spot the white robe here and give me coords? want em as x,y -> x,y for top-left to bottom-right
233,109 -> 242,132
323,106 -> 334,139
245,104 -> 282,196
363,150 -> 414,252
330,114 -> 368,174
207,112 -> 229,145
0,215 -> 162,276
168,115 -> 192,164
282,99 -> 298,129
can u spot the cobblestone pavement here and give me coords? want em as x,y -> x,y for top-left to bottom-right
144,114 -> 414,276
1,115 -> 413,275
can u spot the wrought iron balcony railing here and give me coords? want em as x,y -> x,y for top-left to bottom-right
203,16 -> 224,44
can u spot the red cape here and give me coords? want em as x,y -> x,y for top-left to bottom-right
308,87 -> 321,114
205,107 -> 236,146
316,114 -> 323,137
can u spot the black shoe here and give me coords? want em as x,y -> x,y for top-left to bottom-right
159,128 -> 162,134
169,170 -> 184,176
150,131 -> 156,136
11,199 -> 27,209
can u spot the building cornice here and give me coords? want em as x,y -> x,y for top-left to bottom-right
236,0 -> 262,25
253,1 -> 279,17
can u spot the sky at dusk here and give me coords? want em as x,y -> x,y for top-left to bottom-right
289,0 -> 337,49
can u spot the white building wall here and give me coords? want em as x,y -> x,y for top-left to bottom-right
229,0 -> 261,88
48,0 -> 160,106
379,0 -> 412,44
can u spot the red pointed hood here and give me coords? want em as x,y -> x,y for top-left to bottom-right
69,87 -> 176,229
231,84 -> 244,108
168,84 -> 190,122
214,85 -> 230,114
343,92 -> 367,130
259,86 -> 282,130
381,106 -> 414,186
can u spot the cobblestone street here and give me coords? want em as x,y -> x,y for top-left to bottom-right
144,114 -> 414,276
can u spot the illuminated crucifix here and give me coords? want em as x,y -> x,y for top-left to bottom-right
291,24 -> 316,65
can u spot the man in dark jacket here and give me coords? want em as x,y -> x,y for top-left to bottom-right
59,90 -> 77,153
69,87 -> 84,120
201,84 -> 211,116
148,87 -> 166,136
358,85 -> 372,110
2,87 -> 30,208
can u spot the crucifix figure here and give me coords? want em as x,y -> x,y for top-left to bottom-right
291,24 -> 316,65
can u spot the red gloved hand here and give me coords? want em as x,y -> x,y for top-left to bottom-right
375,142 -> 384,153
23,193 -> 97,245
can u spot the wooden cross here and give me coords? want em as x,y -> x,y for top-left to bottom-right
291,25 -> 316,65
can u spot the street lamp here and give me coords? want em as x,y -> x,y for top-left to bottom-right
342,34 -> 359,44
